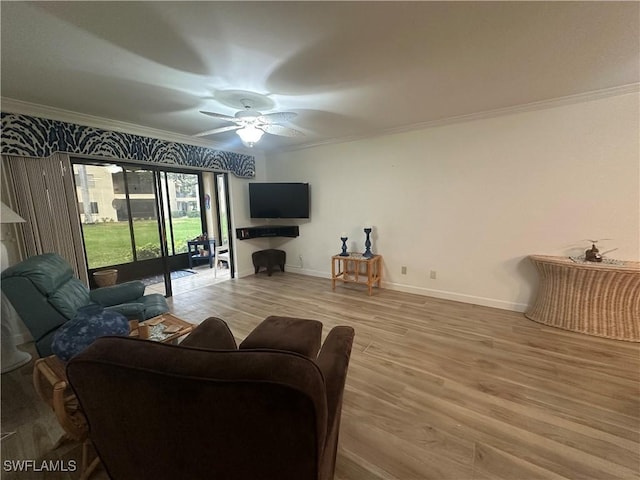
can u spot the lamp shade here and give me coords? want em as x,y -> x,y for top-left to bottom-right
236,126 -> 265,147
0,202 -> 25,224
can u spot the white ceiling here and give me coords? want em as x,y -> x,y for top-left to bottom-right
1,1 -> 638,153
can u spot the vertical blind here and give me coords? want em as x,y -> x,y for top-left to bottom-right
2,153 -> 88,285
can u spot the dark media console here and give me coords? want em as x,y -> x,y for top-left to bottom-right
236,225 -> 300,240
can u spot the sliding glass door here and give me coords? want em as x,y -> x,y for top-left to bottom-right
162,172 -> 203,256
75,163 -> 136,269
215,172 -> 235,278
72,160 -> 221,295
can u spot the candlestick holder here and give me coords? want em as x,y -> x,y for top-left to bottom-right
363,228 -> 373,258
339,237 -> 349,256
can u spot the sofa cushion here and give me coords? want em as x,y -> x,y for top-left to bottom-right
239,316 -> 323,358
180,317 -> 238,350
90,281 -> 146,306
49,278 -> 91,319
140,294 -> 170,319
1,253 -> 74,295
1,276 -> 68,345
105,303 -> 145,320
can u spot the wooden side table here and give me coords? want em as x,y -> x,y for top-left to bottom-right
331,254 -> 382,295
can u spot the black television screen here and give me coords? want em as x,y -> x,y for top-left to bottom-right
249,183 -> 310,219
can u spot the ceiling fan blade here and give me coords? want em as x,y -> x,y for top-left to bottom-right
193,125 -> 241,137
260,124 -> 304,137
258,112 -> 297,124
199,111 -> 240,122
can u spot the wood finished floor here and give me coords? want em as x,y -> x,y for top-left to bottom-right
2,271 -> 639,479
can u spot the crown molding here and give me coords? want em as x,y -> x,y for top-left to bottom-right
384,83 -> 640,135
3,82 -> 637,157
275,83 -> 640,153
0,97 -> 254,155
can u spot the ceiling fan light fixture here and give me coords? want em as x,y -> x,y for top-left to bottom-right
235,109 -> 260,121
236,125 -> 264,147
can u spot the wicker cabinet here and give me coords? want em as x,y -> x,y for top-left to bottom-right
526,255 -> 640,342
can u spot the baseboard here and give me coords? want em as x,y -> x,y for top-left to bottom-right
285,265 -> 329,278
382,282 -> 529,313
283,267 -> 529,313
236,266 -> 325,278
236,268 -> 257,279
242,265 -> 529,313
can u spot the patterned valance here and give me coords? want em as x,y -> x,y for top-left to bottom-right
0,112 -> 255,178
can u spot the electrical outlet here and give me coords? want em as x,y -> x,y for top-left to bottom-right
430,270 -> 437,279
401,266 -> 407,274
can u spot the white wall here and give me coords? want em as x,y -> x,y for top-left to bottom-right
228,151 -> 272,277
264,92 -> 640,311
202,171 -> 217,239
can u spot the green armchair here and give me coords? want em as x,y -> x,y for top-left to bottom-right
1,253 -> 169,357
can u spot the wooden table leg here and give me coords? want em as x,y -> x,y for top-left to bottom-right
353,259 -> 358,283
331,257 -> 336,290
34,356 -> 99,478
80,439 -> 101,480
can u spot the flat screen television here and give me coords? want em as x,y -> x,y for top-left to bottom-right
249,182 -> 310,219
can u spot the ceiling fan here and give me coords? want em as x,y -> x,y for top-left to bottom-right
194,99 -> 303,147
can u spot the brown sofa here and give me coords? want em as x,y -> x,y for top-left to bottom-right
67,316 -> 355,480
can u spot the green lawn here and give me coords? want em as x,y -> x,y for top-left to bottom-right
83,217 -> 203,269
